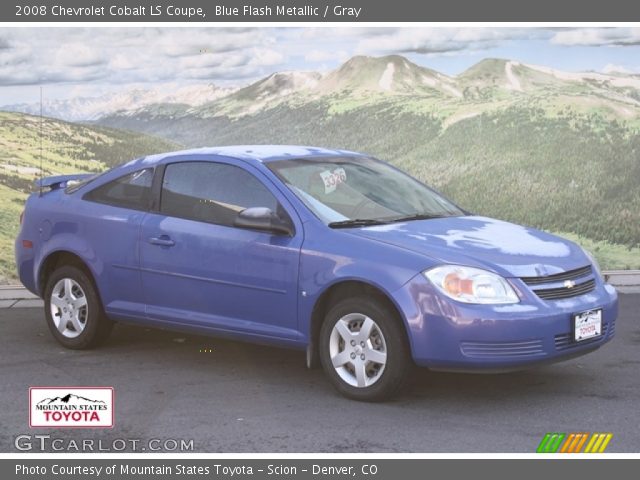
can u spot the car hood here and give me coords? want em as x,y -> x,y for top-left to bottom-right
345,215 -> 589,278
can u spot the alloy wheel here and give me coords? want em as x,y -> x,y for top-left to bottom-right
329,313 -> 388,388
49,278 -> 89,339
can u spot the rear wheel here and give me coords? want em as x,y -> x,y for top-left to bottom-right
319,297 -> 411,401
44,265 -> 113,349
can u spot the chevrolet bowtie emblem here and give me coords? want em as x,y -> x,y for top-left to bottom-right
564,280 -> 576,289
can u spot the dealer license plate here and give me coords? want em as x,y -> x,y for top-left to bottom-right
573,309 -> 602,342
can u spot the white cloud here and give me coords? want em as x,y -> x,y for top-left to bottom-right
55,44 -> 105,67
603,64 -> 629,74
300,27 -> 395,40
551,28 -> 640,47
158,29 -> 272,58
109,53 -> 137,70
249,48 -> 285,66
602,63 -> 639,74
304,49 -> 349,63
354,28 -> 541,55
0,28 -> 283,87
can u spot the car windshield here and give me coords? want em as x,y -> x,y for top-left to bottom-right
267,156 -> 464,226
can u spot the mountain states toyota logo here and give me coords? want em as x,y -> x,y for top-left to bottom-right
29,387 -> 114,428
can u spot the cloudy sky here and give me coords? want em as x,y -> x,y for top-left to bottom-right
1,27 -> 640,104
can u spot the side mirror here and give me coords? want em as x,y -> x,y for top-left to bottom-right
234,207 -> 294,236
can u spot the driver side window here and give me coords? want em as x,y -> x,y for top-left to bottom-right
160,161 -> 280,227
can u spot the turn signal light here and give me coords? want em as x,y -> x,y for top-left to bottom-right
443,272 -> 474,297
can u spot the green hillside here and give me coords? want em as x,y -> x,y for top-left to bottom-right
0,111 -> 178,283
100,99 -> 640,270
14,54 -> 636,272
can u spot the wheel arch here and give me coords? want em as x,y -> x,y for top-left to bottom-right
306,279 -> 412,368
38,250 -> 100,299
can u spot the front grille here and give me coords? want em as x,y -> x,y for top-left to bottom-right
520,265 -> 596,300
533,279 -> 596,300
554,323 -> 609,350
460,339 -> 544,358
520,265 -> 592,286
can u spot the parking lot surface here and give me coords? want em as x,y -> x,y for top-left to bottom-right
1,294 -> 638,452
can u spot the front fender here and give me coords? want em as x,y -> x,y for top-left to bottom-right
297,222 -> 433,341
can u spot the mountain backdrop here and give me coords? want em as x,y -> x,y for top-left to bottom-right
1,54 -> 639,282
0,111 -> 177,282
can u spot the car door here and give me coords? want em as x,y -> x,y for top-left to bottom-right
139,159 -> 303,344
79,167 -> 154,319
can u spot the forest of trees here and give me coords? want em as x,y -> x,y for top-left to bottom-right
105,102 -> 639,248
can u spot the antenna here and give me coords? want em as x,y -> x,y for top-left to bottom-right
39,86 -> 43,196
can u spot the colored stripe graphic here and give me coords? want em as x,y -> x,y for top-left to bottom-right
538,433 -> 613,453
537,433 -> 553,453
597,433 -> 613,453
584,433 -> 599,453
560,433 -> 576,453
573,433 -> 590,453
537,433 -> 565,453
584,433 -> 613,453
564,433 -> 584,453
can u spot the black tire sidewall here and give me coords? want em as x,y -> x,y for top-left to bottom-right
319,297 -> 411,401
44,265 -> 110,349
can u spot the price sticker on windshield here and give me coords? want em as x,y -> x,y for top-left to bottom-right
319,168 -> 347,194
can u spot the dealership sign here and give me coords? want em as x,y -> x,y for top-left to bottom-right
29,387 -> 114,428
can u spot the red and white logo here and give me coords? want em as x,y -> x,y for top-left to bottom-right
29,387 -> 114,428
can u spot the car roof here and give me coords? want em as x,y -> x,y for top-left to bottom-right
123,145 -> 366,169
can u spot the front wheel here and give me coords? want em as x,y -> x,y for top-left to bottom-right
319,297 -> 411,401
44,265 -> 113,349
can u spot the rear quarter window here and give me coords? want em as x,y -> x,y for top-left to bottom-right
83,168 -> 154,211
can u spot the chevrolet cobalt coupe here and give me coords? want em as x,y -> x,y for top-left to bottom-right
16,146 -> 618,401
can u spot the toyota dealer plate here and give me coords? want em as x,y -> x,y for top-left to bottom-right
573,309 -> 602,342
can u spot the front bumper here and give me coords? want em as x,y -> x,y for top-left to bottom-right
394,273 -> 618,371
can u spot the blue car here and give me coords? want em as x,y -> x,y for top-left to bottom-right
15,146 -> 618,401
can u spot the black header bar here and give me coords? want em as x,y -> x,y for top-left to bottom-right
3,0 -> 640,22
3,459 -> 640,479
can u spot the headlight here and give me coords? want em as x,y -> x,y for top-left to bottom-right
424,265 -> 519,304
582,248 -> 602,278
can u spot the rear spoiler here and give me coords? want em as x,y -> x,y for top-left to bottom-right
35,174 -> 93,192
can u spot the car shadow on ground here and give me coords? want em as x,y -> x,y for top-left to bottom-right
100,321 -> 600,407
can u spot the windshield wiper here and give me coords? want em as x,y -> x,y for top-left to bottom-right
328,218 -> 391,229
386,213 -> 449,223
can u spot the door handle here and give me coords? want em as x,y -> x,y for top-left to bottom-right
148,235 -> 175,247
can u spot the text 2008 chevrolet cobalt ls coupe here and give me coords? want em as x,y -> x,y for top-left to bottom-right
16,146 -> 618,401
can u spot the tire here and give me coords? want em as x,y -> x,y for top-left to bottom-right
319,296 -> 412,401
44,265 -> 113,349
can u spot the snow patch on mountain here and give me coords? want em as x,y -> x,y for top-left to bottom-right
505,61 -> 523,92
525,63 -> 640,89
421,75 -> 437,87
260,72 -> 320,99
442,83 -> 463,98
443,110 -> 482,128
2,83 -> 237,121
379,62 -> 395,91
